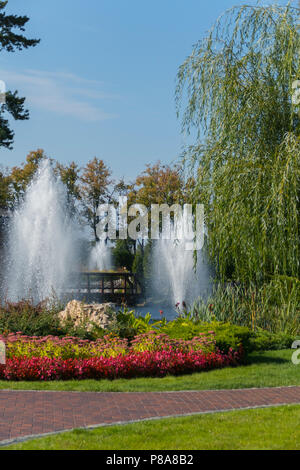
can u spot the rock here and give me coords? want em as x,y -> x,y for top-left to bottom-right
57,300 -> 117,332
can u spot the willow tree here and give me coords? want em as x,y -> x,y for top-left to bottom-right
176,3 -> 300,286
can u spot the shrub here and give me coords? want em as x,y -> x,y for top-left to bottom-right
0,299 -> 102,340
161,318 -> 252,355
1,299 -> 294,354
0,300 -> 63,337
0,330 -> 217,360
1,333 -> 128,360
130,331 -> 216,354
108,308 -> 165,340
248,329 -> 297,352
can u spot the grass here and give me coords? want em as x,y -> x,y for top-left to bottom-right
0,350 -> 299,392
2,405 -> 300,450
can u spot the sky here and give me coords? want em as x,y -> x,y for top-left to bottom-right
0,0 -> 293,180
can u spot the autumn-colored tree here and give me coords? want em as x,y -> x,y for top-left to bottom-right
127,161 -> 187,209
80,157 -> 113,241
10,149 -> 47,203
55,161 -> 81,214
0,166 -> 12,209
127,161 -> 192,244
127,162 -> 190,285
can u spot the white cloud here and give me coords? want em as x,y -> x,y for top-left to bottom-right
0,69 -> 118,121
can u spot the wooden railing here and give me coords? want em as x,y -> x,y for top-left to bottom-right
64,271 -> 143,305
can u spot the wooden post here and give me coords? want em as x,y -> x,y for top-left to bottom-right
71,271 -> 141,304
111,276 -> 114,295
87,273 -> 90,302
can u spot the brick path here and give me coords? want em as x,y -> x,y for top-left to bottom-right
1,386 -> 300,445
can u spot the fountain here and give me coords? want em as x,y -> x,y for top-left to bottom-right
152,223 -> 211,309
88,240 -> 112,272
3,159 -> 79,303
2,159 -> 211,314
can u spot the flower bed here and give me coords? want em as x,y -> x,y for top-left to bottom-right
0,331 -> 216,359
0,331 -> 244,381
0,349 -> 243,381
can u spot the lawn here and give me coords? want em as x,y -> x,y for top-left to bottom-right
2,404 -> 300,450
0,350 -> 298,392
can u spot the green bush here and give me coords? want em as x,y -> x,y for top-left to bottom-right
0,299 -> 100,339
1,300 -> 296,354
248,329 -> 296,351
161,317 -> 298,354
161,318 -> 251,355
0,300 -> 63,337
112,240 -> 134,270
107,308 -> 165,341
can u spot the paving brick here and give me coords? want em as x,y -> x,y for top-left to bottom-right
0,386 -> 300,443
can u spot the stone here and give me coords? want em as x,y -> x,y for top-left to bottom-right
57,300 -> 117,332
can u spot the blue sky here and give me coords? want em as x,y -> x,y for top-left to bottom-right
0,0 -> 292,180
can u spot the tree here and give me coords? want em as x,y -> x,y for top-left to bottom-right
80,157 -> 113,241
0,165 -> 12,209
127,161 -> 190,244
0,1 -> 40,149
112,239 -> 134,271
132,239 -> 152,296
127,161 -> 190,288
10,149 -> 46,203
127,161 -> 187,209
176,4 -> 300,284
55,161 -> 81,214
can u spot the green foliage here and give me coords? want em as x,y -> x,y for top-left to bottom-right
130,330 -> 215,354
0,1 -> 40,52
142,240 -> 153,285
112,240 -> 134,271
0,350 -> 296,393
187,282 -> 300,336
108,307 -> 166,340
161,318 -> 251,355
80,157 -> 113,241
0,300 -> 63,337
9,149 -> 47,202
55,161 -> 81,215
161,317 -> 296,354
132,243 -> 152,295
248,329 -> 296,352
0,92 -> 29,149
0,299 -> 106,340
0,299 -> 296,354
4,333 -> 128,360
0,167 -> 12,209
3,330 -> 216,359
132,247 -> 143,277
176,4 -> 300,285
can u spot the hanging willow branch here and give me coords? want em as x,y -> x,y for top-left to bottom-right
176,3 -> 300,283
